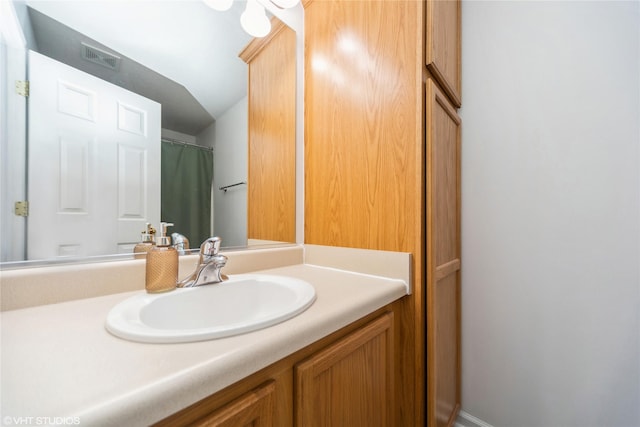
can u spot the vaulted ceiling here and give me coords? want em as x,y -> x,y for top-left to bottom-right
26,0 -> 254,136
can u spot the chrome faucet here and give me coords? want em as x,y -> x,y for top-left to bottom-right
177,237 -> 228,288
171,232 -> 190,255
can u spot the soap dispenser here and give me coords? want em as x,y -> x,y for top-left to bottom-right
145,222 -> 178,293
133,223 -> 156,259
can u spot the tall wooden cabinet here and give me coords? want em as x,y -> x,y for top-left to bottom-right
304,1 -> 461,425
426,0 -> 462,107
240,19 -> 296,244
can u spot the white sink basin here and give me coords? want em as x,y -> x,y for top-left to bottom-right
105,274 -> 316,343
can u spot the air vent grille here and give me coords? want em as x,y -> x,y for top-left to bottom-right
81,42 -> 120,70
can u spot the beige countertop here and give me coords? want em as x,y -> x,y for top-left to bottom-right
1,262 -> 407,426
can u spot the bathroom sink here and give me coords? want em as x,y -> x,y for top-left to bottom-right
105,274 -> 316,343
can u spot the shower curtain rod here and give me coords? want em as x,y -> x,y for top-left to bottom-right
162,137 -> 213,152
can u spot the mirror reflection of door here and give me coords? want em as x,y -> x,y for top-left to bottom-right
28,50 -> 161,259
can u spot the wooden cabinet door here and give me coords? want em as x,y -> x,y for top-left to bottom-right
426,0 -> 462,107
295,313 -> 394,427
426,79 -> 461,427
303,0 -> 423,252
191,380 -> 276,427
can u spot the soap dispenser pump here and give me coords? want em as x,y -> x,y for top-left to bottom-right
133,223 -> 156,259
145,222 -> 178,293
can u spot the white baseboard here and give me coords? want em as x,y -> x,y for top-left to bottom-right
455,410 -> 495,427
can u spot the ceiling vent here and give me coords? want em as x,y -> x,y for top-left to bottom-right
81,42 -> 121,70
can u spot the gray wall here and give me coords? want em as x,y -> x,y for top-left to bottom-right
208,96 -> 248,248
460,1 -> 639,426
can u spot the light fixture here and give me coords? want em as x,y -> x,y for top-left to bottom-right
203,0 -> 233,11
204,0 -> 299,38
269,0 -> 300,9
241,0 -> 271,38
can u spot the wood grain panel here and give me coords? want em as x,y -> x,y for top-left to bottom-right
426,0 -> 462,107
426,78 -> 461,427
435,259 -> 461,281
304,1 -> 424,424
192,380 -> 276,427
239,17 -> 288,64
155,304 -> 400,427
295,313 -> 394,427
304,0 -> 423,253
434,273 -> 459,427
433,92 -> 461,267
244,23 -> 296,243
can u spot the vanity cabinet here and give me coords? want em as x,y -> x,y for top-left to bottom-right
295,313 -> 394,427
303,0 -> 461,425
190,381 -> 276,427
155,308 -> 397,427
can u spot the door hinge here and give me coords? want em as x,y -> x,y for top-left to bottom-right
14,201 -> 29,217
15,80 -> 29,97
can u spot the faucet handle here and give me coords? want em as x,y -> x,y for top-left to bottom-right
200,237 -> 222,260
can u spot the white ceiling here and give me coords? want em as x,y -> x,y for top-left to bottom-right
26,0 -> 253,130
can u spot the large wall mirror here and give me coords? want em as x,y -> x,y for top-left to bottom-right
0,0 -> 303,268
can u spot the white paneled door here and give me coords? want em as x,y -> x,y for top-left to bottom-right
28,50 -> 160,260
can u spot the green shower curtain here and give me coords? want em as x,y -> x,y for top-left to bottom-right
161,140 -> 213,249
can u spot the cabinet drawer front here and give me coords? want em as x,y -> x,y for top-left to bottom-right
191,380 -> 276,427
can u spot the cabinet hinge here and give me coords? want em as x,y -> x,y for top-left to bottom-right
15,80 -> 29,97
14,201 -> 29,217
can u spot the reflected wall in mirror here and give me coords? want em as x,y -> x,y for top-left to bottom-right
0,0 -> 301,267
